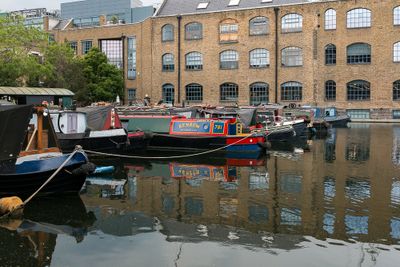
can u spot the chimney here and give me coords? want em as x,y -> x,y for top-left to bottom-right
99,15 -> 107,26
43,16 -> 49,31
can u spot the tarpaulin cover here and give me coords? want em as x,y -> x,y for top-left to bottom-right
0,105 -> 33,162
78,106 -> 112,131
200,108 -> 257,127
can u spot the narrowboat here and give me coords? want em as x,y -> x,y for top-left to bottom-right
322,107 -> 351,127
50,106 -> 146,153
0,105 -> 93,197
121,116 -> 267,155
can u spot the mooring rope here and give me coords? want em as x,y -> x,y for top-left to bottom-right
0,147 -> 81,220
84,132 -> 260,159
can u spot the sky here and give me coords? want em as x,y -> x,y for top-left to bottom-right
0,0 -> 162,12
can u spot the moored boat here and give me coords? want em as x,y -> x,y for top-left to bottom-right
0,105 -> 93,198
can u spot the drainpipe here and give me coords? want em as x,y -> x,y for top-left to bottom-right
177,15 -> 182,105
121,35 -> 126,104
274,7 -> 280,104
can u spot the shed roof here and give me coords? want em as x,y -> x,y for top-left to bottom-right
0,87 -> 74,96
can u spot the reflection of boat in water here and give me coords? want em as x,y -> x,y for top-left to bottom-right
0,196 -> 95,266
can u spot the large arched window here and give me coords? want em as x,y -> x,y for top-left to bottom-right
346,8 -> 371,28
281,13 -> 303,33
347,43 -> 371,64
325,80 -> 336,101
162,84 -> 175,104
162,24 -> 174,41
394,80 -> 400,101
250,82 -> 269,105
325,44 -> 336,65
347,80 -> 370,101
325,9 -> 336,30
281,82 -> 302,101
394,80 -> 400,100
220,50 -> 239,69
185,52 -> 203,70
185,83 -> 203,102
185,22 -> 203,40
281,47 -> 303,67
394,42 -> 400,62
219,18 -> 238,43
249,49 -> 269,68
394,6 -> 400,25
162,53 -> 174,72
249,16 -> 269,35
220,83 -> 238,101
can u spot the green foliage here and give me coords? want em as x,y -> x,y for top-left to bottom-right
0,16 -> 124,104
82,47 -> 124,103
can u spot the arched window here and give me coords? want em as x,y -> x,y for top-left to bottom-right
346,8 -> 371,28
281,47 -> 303,67
220,83 -> 238,101
185,52 -> 203,70
162,53 -> 174,72
281,13 -> 303,33
393,80 -> 400,100
281,82 -> 302,101
250,49 -> 269,68
162,24 -> 174,41
220,50 -> 239,69
325,9 -> 336,30
249,16 -> 269,35
347,43 -> 371,64
162,84 -> 175,104
219,18 -> 238,43
250,82 -> 269,105
347,80 -> 370,101
325,44 -> 336,65
185,83 -> 203,102
394,6 -> 400,25
185,22 -> 203,40
325,80 -> 336,101
394,42 -> 400,62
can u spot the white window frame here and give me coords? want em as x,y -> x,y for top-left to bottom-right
325,9 -> 336,30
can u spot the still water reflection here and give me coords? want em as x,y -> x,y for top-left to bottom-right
1,124 -> 400,266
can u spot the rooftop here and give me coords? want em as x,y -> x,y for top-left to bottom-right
0,87 -> 74,96
155,0 -> 335,17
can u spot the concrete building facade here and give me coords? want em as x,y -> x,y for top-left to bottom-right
50,0 -> 400,119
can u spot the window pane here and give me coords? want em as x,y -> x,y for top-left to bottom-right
186,84 -> 203,101
127,37 -> 136,79
325,9 -> 336,30
250,83 -> 269,105
282,13 -> 303,33
162,24 -> 174,41
282,47 -> 303,66
325,44 -> 336,65
185,22 -> 203,40
220,50 -> 239,69
220,19 -> 239,43
162,53 -> 174,72
346,109 -> 370,119
81,40 -> 92,54
393,80 -> 400,100
281,82 -> 302,101
162,84 -> 174,104
127,88 -> 136,101
220,83 -> 238,101
347,43 -> 371,64
250,49 -> 269,68
347,8 -> 371,28
100,39 -> 123,69
394,42 -> 400,62
347,80 -> 370,100
186,52 -> 203,70
394,7 -> 400,25
250,16 -> 269,35
325,80 -> 336,101
69,41 -> 78,55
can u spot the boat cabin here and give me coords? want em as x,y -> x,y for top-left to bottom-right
169,118 -> 242,136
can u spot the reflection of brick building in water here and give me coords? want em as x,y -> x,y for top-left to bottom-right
120,126 -> 400,244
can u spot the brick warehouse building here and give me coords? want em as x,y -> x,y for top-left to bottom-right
49,0 -> 400,120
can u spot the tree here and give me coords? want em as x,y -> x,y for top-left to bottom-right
0,15 -> 48,86
82,48 -> 124,103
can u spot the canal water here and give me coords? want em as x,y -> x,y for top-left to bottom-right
1,124 -> 400,266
